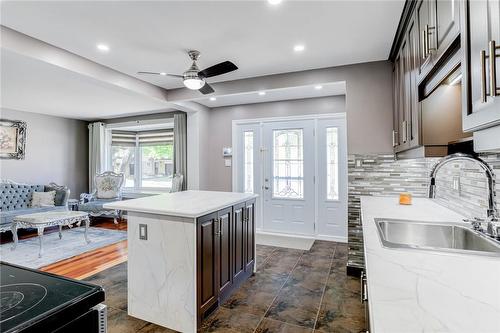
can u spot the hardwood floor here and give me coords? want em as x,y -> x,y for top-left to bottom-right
40,239 -> 128,280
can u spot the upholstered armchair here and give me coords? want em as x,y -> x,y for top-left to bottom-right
170,174 -> 184,193
79,171 -> 124,224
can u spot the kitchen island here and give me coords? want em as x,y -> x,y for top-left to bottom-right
104,190 -> 258,333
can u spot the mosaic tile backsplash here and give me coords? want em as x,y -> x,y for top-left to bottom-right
347,153 -> 500,271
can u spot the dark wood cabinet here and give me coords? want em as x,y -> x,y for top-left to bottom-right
196,212 -> 219,323
391,0 -> 466,156
196,199 -> 256,325
244,199 -> 256,272
461,0 -> 500,147
232,203 -> 246,284
417,0 -> 434,78
217,207 -> 233,299
435,0 -> 461,60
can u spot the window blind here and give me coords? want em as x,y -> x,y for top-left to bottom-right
138,129 -> 173,146
111,129 -> 174,146
111,131 -> 136,147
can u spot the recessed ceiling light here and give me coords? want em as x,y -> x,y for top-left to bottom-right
268,0 -> 282,4
315,85 -> 323,90
210,97 -> 217,101
293,44 -> 305,52
258,91 -> 266,96
160,72 -> 167,76
96,43 -> 110,52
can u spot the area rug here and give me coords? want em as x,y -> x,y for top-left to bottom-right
0,227 -> 127,269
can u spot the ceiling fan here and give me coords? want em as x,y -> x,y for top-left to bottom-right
137,50 -> 238,94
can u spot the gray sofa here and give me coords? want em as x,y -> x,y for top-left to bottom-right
0,181 -> 70,232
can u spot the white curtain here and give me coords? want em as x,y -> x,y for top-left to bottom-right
88,122 -> 106,192
173,113 -> 187,190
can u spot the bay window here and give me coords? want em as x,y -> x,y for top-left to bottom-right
109,129 -> 174,191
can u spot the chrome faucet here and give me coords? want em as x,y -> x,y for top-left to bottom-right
429,153 -> 500,238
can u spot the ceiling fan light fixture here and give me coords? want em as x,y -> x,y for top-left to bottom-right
184,78 -> 206,90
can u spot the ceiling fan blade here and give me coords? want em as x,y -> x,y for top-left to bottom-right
198,61 -> 238,78
137,71 -> 183,78
199,83 -> 215,95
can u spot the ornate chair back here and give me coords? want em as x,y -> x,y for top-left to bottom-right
94,171 -> 124,199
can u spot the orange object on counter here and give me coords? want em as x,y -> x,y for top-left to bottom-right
399,193 -> 412,205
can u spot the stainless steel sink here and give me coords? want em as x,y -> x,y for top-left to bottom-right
375,218 -> 500,256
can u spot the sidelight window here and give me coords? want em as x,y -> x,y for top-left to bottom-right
243,131 -> 254,193
272,129 -> 304,199
326,127 -> 339,200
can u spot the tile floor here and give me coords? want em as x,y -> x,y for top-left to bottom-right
84,241 -> 365,333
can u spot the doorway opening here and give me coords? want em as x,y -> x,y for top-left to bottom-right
232,113 -> 348,243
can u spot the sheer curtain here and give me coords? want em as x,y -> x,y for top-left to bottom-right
173,113 -> 187,190
88,122 -> 106,192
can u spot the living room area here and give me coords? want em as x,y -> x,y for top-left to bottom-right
0,106 -> 188,277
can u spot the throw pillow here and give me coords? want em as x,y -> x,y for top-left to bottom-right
31,191 -> 56,208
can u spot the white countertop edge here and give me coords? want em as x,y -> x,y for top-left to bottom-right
103,191 -> 258,219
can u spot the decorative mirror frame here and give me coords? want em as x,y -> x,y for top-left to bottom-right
0,119 -> 27,160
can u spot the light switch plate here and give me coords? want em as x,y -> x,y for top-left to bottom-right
139,224 -> 148,240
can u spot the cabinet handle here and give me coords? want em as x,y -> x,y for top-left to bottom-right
402,120 -> 407,143
424,25 -> 429,56
421,29 -> 426,59
481,49 -> 488,103
392,130 -> 397,147
489,40 -> 498,97
219,218 -> 223,236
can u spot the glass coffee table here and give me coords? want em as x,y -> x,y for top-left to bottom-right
11,211 -> 90,258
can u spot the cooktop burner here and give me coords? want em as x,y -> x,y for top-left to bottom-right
1,283 -> 48,324
0,262 -> 103,333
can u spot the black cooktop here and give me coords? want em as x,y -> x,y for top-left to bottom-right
0,262 -> 104,333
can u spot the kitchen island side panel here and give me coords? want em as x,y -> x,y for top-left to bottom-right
127,212 -> 197,333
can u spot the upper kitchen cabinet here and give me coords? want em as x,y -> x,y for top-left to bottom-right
417,0 -> 461,81
435,0 -> 461,59
461,0 -> 500,151
416,0 -> 435,78
390,0 -> 470,158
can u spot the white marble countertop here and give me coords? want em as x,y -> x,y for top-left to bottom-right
361,196 -> 500,333
104,190 -> 258,218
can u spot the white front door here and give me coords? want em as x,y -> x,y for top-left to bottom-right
234,114 -> 347,241
262,120 -> 315,235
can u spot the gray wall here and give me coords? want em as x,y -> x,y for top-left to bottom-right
170,60 -> 394,155
205,96 -> 346,191
0,108 -> 88,198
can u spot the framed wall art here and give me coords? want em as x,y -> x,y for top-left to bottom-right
0,119 -> 26,160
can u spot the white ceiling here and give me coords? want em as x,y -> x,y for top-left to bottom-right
196,81 -> 346,108
1,0 -> 404,90
0,49 -> 173,120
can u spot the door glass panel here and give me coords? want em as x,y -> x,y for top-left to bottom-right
243,131 -> 254,193
272,129 -> 303,199
326,127 -> 339,200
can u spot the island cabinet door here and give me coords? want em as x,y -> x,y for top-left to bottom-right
232,202 -> 246,284
245,199 -> 256,272
217,207 -> 233,300
196,212 -> 219,322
